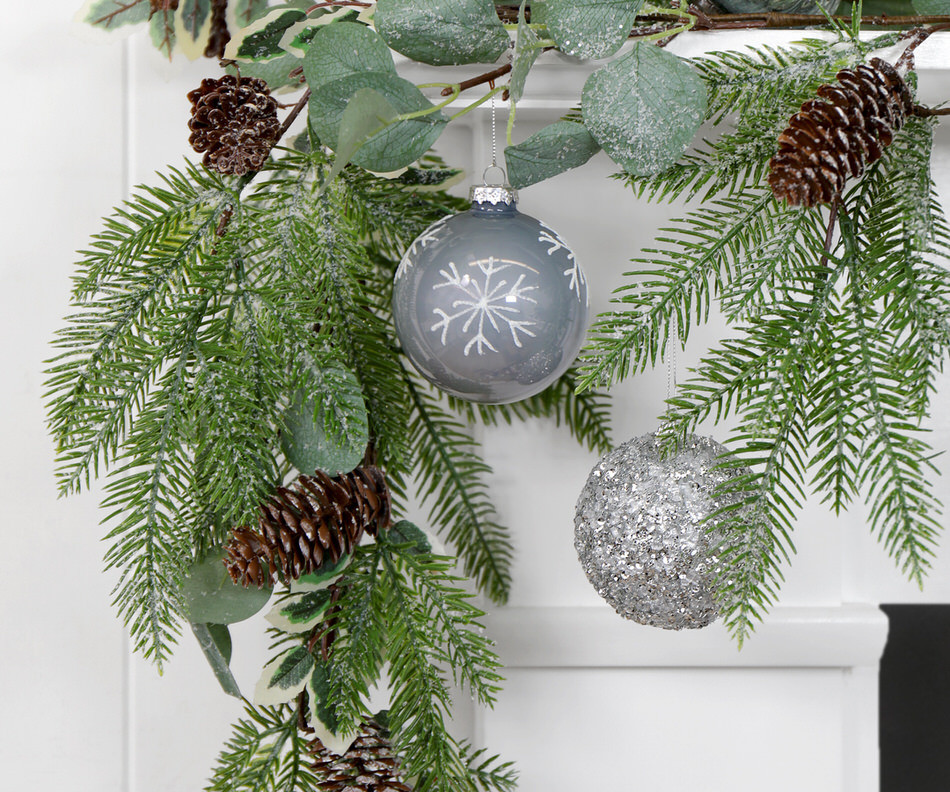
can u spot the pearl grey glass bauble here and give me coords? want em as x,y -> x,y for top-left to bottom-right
574,433 -> 747,630
714,0 -> 838,13
392,184 -> 589,403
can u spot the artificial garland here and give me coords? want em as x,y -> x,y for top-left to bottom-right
52,1 -> 950,789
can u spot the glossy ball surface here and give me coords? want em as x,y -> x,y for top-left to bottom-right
393,200 -> 588,403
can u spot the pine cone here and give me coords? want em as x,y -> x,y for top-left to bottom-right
204,0 -> 231,59
768,58 -> 914,207
225,466 -> 392,587
187,75 -> 280,175
311,721 -> 412,792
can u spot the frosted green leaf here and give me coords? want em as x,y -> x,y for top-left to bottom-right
149,8 -> 177,59
265,590 -> 334,633
302,22 -> 396,92
328,88 -> 398,183
254,646 -> 315,706
375,0 -> 510,66
191,623 -> 242,698
231,0 -> 271,27
223,8 -> 305,61
582,43 -> 706,177
227,54 -> 302,90
386,520 -> 433,555
175,0 -> 213,59
510,1 -> 540,103
310,73 -> 447,173
505,121 -> 601,188
180,548 -> 272,625
291,555 -> 352,593
278,8 -> 360,58
280,362 -> 369,476
912,0 -> 950,11
308,662 -> 358,754
539,0 -> 644,59
78,0 -> 150,31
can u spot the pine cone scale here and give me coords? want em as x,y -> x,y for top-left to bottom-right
225,466 -> 392,587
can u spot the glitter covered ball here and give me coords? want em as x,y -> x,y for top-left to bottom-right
574,433 -> 747,630
392,183 -> 588,404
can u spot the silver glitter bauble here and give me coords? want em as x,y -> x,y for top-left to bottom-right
574,433 -> 747,630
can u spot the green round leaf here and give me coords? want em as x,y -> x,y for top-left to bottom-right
582,43 -> 706,177
386,520 -> 433,555
302,22 -> 396,92
181,549 -> 272,625
505,121 -> 601,188
309,72 -> 448,173
375,0 -> 510,66
538,0 -> 644,60
280,363 -> 369,476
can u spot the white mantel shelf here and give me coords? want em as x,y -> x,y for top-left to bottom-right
486,604 -> 890,669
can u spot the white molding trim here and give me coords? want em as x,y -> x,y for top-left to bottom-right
485,604 -> 890,669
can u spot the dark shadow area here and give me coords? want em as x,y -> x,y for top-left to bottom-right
880,604 -> 950,792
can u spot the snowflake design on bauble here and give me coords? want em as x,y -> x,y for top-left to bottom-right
430,257 -> 538,356
396,216 -> 449,281
539,220 -> 585,300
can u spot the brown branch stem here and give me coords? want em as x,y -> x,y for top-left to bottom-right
914,104 -> 950,117
441,63 -> 513,97
276,88 -> 312,142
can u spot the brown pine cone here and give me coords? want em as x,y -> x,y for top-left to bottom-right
204,0 -> 231,59
768,58 -> 914,207
187,74 -> 280,175
224,466 -> 392,587
311,720 -> 412,792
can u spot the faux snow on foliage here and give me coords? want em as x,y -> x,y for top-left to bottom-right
575,433 -> 748,630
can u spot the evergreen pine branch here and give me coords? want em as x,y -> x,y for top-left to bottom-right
206,704 -> 314,792
377,549 -> 473,792
838,208 -> 943,583
577,189 -> 775,391
450,368 -> 613,456
324,545 -> 388,736
459,744 -> 518,792
380,536 -> 504,706
402,369 -> 514,604
45,165 -> 233,495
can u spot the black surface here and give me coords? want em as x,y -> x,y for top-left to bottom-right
880,604 -> 950,792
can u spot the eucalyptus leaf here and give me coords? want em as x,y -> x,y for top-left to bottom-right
223,8 -> 306,61
375,0 -> 510,66
386,520 -> 433,555
505,121 -> 601,188
280,362 -> 369,476
308,661 -> 357,754
329,88 -> 399,183
292,554 -> 352,593
79,0 -> 150,31
149,7 -> 177,59
510,1 -> 541,104
180,548 -> 272,625
254,646 -> 315,706
278,8 -> 360,58
582,43 -> 706,177
396,166 -> 464,189
175,0 -> 213,59
302,22 -> 396,93
265,589 -> 334,633
191,622 -> 241,698
227,53 -> 303,91
912,0 -> 950,11
309,72 -> 447,173
539,0 -> 644,59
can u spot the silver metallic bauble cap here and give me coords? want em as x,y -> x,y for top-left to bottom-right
470,165 -> 517,206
